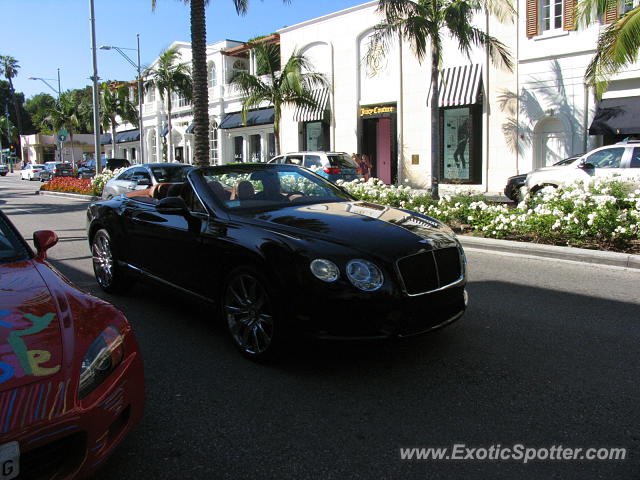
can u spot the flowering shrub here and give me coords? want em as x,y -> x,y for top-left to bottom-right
90,167 -> 126,196
40,177 -> 95,196
338,177 -> 640,252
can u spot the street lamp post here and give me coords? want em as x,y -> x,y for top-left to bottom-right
100,36 -> 145,164
29,71 -> 63,163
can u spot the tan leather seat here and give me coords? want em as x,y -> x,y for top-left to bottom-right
151,183 -> 172,199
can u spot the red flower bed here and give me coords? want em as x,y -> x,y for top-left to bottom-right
41,177 -> 95,195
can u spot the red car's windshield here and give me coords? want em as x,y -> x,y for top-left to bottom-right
0,214 -> 30,264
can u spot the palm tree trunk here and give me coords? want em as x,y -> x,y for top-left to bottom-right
7,77 -> 22,162
273,108 -> 281,156
111,119 -> 117,160
430,42 -> 440,200
167,95 -> 173,162
191,0 -> 210,167
70,132 -> 76,170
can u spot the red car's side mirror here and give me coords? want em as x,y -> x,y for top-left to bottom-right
33,230 -> 59,261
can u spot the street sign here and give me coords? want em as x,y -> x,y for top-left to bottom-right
58,129 -> 68,142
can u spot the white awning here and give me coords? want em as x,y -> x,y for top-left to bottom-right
428,64 -> 483,107
294,88 -> 330,122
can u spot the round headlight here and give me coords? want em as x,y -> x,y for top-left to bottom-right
346,259 -> 384,291
310,259 -> 340,282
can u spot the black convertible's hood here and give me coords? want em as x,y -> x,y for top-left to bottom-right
237,201 -> 458,258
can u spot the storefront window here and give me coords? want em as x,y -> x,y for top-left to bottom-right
210,128 -> 219,165
304,121 -> 329,151
234,136 -> 244,162
441,106 -> 481,184
268,134 -> 276,159
250,134 -> 262,162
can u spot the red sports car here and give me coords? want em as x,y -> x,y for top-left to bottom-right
0,210 -> 143,479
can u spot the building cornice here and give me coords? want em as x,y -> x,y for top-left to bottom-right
277,1 -> 377,34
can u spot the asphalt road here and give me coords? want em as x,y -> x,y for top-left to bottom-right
1,172 -> 639,479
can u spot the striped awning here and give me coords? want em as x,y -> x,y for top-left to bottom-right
294,88 -> 330,122
429,64 -> 482,107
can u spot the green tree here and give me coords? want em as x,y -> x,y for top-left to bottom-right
370,0 -> 514,198
576,0 -> 640,98
25,93 -> 56,134
231,42 -> 327,156
44,90 -> 92,167
100,82 -> 139,159
0,56 -> 23,137
144,47 -> 192,162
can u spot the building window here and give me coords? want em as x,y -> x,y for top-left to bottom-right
146,86 -> 155,103
440,105 -> 482,184
268,133 -> 276,159
210,127 -> 219,164
172,92 -> 190,108
623,0 -> 639,13
150,130 -> 157,162
208,61 -> 217,87
250,134 -> 262,162
233,136 -> 244,162
541,0 -> 563,31
303,121 -> 330,151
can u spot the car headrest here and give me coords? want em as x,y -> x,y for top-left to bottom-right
233,180 -> 255,201
151,183 -> 173,199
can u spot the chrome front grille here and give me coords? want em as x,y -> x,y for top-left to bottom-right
396,247 -> 463,296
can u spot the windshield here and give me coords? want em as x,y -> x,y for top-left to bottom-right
200,165 -> 352,211
0,215 -> 30,264
327,154 -> 359,169
151,166 -> 192,183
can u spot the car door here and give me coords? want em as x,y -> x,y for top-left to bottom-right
127,182 -> 206,293
110,168 -> 137,196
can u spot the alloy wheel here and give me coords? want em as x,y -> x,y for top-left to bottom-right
92,231 -> 114,288
224,273 -> 274,356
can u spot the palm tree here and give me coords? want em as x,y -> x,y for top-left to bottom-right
0,55 -> 23,156
44,90 -> 91,168
144,47 -> 192,162
231,42 -> 327,156
370,0 -> 514,198
576,0 -> 640,98
100,82 -> 139,159
151,0 -> 291,167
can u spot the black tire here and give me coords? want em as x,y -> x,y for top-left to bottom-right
222,266 -> 282,361
91,228 -> 130,293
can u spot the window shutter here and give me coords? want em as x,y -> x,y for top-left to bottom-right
526,0 -> 539,37
604,0 -> 619,23
564,0 -> 576,30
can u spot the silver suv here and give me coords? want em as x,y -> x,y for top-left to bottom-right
525,141 -> 640,194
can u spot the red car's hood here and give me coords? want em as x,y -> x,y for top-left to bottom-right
0,261 -> 64,390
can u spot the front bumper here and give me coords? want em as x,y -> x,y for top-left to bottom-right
294,284 -> 467,339
0,348 -> 144,479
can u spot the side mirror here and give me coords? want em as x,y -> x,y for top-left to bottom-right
157,196 -> 189,215
579,162 -> 595,170
33,230 -> 58,261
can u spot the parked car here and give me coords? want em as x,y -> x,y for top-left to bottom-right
0,164 -> 8,176
20,163 -> 45,181
504,154 -> 582,202
525,141 -> 640,195
0,209 -> 144,479
38,161 -> 74,182
78,158 -> 130,179
101,163 -> 193,200
269,152 -> 363,183
87,164 -> 467,360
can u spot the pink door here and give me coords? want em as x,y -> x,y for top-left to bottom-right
376,118 -> 392,184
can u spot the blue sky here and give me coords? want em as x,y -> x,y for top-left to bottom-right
1,0 -> 369,99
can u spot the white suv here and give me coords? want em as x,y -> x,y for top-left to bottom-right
525,141 -> 640,194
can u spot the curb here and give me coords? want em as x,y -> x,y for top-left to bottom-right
459,235 -> 640,270
37,190 -> 100,202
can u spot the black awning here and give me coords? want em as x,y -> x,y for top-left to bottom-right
100,134 -> 112,145
185,123 -> 195,134
219,107 -> 274,129
589,97 -> 640,135
115,129 -> 140,144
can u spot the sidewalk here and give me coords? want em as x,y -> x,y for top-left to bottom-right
459,235 -> 640,270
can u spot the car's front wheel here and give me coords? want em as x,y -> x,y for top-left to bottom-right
223,267 -> 280,361
91,229 -> 129,293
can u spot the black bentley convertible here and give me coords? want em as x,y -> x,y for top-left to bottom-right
87,164 -> 468,359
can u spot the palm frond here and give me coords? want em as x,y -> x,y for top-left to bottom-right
467,26 -> 514,70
